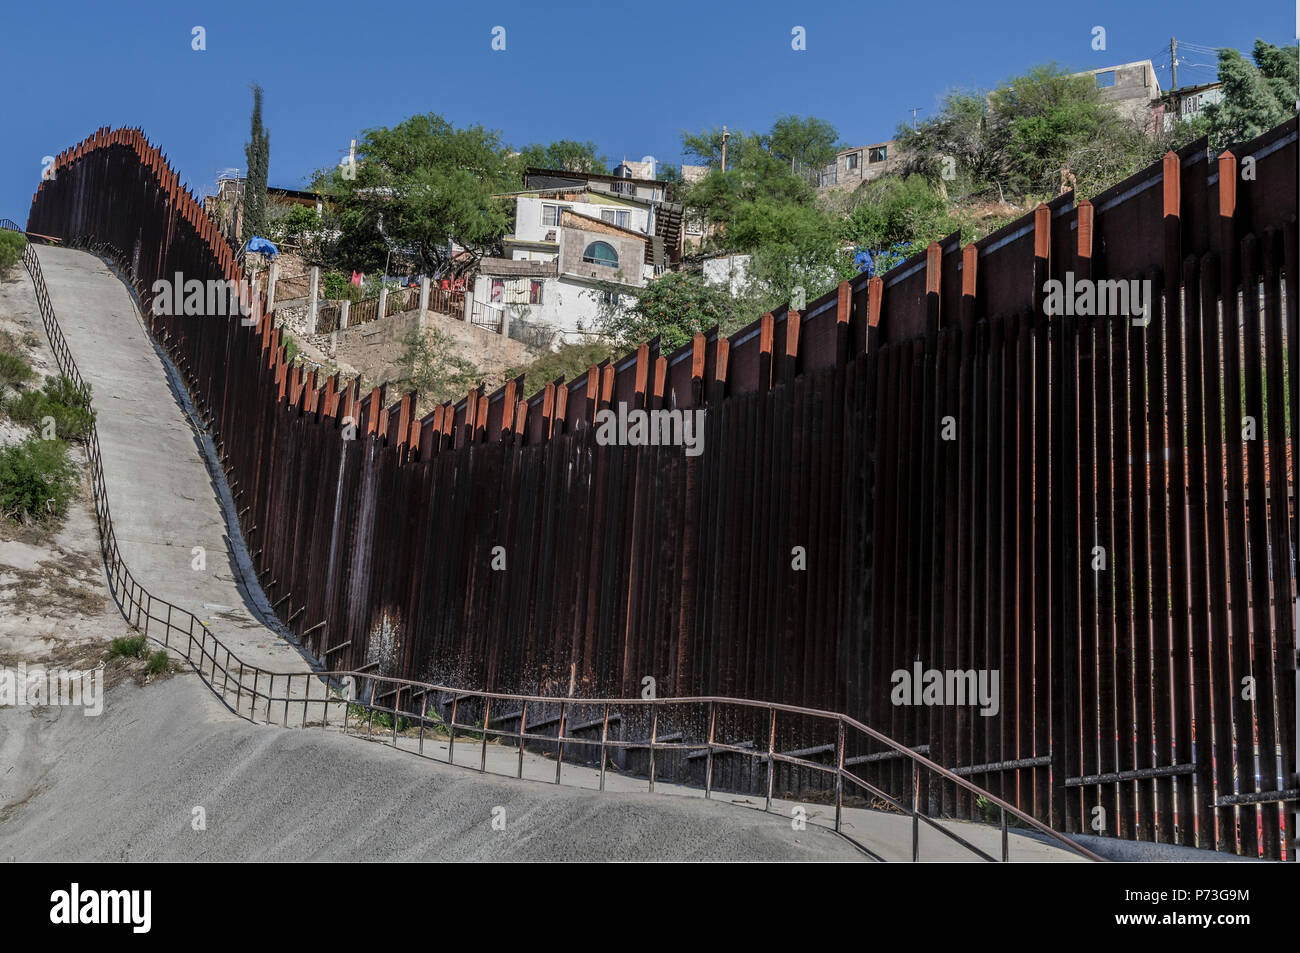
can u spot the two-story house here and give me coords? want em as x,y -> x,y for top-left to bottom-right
472,166 -> 682,347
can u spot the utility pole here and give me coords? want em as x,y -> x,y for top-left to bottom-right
1170,37 -> 1178,91
720,125 -> 729,173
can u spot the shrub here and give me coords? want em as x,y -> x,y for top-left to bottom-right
0,352 -> 34,393
6,375 -> 94,441
398,325 -> 479,405
0,230 -> 25,276
0,436 -> 78,522
147,650 -> 170,675
505,341 -> 616,390
323,270 -> 363,303
108,635 -> 148,659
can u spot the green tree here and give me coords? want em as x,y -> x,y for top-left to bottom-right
241,85 -> 270,243
899,64 -> 1165,201
896,90 -> 1003,200
512,140 -> 606,174
655,162 -> 683,187
729,199 -> 850,306
398,325 -> 480,405
599,271 -> 752,351
316,113 -> 517,275
841,175 -> 960,269
682,139 -> 816,229
769,114 -> 841,175
991,64 -> 1151,197
1203,41 -> 1299,150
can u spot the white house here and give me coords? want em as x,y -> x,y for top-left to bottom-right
472,167 -> 679,348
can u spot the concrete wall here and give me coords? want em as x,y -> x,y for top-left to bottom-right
703,254 -> 752,297
472,272 -> 619,344
305,306 -> 537,389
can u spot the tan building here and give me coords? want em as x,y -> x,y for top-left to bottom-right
814,142 -> 901,190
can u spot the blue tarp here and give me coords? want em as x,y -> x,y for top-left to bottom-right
246,236 -> 279,257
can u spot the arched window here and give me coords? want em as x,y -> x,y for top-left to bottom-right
582,241 -> 618,267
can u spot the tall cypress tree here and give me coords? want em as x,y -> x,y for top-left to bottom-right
242,85 -> 270,243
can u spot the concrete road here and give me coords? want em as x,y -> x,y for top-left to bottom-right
0,675 -> 866,861
33,245 -> 305,674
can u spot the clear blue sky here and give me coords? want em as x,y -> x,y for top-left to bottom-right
2,0 -> 1293,220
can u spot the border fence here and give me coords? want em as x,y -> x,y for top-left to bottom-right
19,117 -> 1298,858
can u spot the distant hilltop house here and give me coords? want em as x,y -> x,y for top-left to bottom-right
812,142 -> 902,190
470,165 -> 684,347
1073,59 -> 1223,133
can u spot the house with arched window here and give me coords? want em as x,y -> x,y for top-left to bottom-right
471,168 -> 670,347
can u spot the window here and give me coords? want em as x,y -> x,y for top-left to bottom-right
582,241 -> 618,267
529,280 -> 544,305
868,145 -> 888,163
1095,70 -> 1115,89
490,279 -> 504,303
600,209 -> 630,228
601,209 -> 616,223
542,204 -> 563,227
845,152 -> 860,171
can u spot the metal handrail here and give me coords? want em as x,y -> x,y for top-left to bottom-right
2,220 -> 1100,862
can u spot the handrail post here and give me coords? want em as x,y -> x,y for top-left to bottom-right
911,760 -> 920,862
480,697 -> 491,772
555,702 -> 566,784
705,702 -> 716,800
599,703 -> 610,791
835,718 -> 845,834
392,686 -> 400,746
449,697 -> 458,764
1001,807 -> 1009,862
517,702 -> 527,779
765,706 -> 776,813
648,702 -> 658,794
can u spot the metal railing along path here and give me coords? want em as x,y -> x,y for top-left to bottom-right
1,220 -> 1100,862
